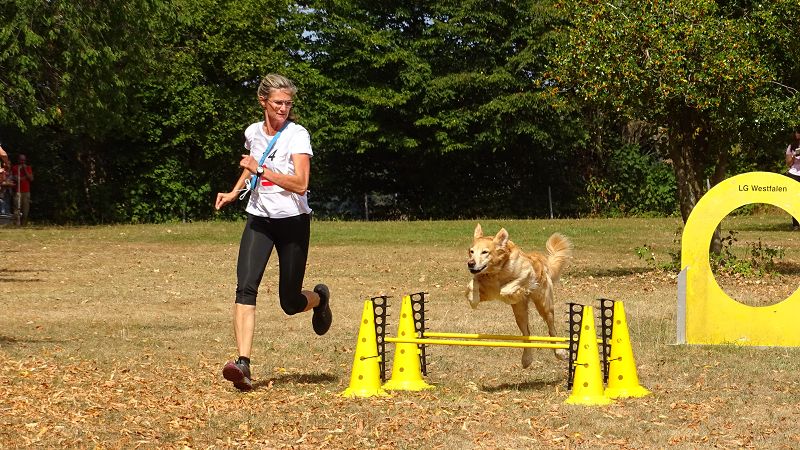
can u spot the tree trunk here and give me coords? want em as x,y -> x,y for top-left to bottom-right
670,139 -> 704,225
708,145 -> 730,255
668,109 -> 723,255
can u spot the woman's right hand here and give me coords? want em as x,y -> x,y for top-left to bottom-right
215,191 -> 237,210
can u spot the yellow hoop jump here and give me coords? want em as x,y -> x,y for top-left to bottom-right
679,171 -> 800,346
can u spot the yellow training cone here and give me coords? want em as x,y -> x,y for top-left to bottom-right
604,301 -> 651,399
342,300 -> 390,398
383,295 -> 434,391
565,305 -> 613,406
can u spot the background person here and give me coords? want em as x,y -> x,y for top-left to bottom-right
214,73 -> 332,391
11,153 -> 33,225
0,144 -> 11,215
785,127 -> 800,230
0,143 -> 9,173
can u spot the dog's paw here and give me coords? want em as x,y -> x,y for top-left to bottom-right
466,282 -> 481,309
521,348 -> 534,368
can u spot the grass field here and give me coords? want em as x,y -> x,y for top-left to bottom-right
2,214 -> 800,448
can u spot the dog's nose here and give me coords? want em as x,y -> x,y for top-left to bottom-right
467,260 -> 475,268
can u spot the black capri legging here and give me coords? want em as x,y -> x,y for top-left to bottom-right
235,213 -> 311,314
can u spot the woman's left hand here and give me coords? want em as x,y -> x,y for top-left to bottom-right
215,191 -> 237,210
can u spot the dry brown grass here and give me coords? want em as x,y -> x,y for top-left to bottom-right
2,215 -> 800,449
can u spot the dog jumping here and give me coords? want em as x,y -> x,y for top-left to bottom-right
465,223 -> 572,368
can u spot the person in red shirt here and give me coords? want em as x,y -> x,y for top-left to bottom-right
11,154 -> 33,225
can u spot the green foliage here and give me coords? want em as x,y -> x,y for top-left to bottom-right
583,144 -> 677,217
551,0 -> 777,124
636,227 -> 785,277
550,0 -> 800,221
1,0 -> 162,135
634,244 -> 657,266
1,0 -> 319,223
302,0 -> 585,219
1,0 -> 170,223
635,228 -> 682,272
1,0 -> 799,223
710,230 -> 785,277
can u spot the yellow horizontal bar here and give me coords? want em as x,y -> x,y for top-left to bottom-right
423,332 -> 568,342
422,331 -> 603,344
386,337 -> 569,350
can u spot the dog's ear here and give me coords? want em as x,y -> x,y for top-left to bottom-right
494,228 -> 509,247
473,223 -> 483,239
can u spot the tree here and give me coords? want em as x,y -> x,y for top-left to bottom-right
1,0 -> 155,131
549,0 -> 800,228
0,0 -> 321,222
128,0 -> 313,221
0,0 -> 166,222
304,0 -> 583,218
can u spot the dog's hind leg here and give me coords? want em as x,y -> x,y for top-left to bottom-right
511,302 -> 535,368
531,286 -> 568,361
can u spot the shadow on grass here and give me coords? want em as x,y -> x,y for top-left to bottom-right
727,222 -> 795,232
481,379 -> 562,393
0,268 -> 46,283
770,262 -> 800,275
581,263 -> 800,279
577,267 -> 655,278
253,372 -> 338,389
0,335 -> 65,345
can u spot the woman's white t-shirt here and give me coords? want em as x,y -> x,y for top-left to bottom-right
787,145 -> 800,176
244,121 -> 313,218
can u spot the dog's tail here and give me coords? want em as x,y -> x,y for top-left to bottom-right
545,233 -> 572,282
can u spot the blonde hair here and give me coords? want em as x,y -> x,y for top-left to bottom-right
257,73 -> 297,97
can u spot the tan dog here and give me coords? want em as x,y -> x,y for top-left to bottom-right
465,224 -> 572,368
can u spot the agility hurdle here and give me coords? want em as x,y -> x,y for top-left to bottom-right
343,293 -> 649,404
380,293 -> 606,387
381,293 -> 612,404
